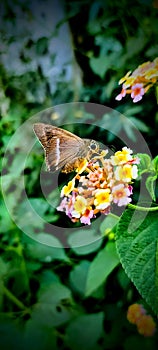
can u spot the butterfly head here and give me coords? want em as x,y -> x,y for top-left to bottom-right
83,139 -> 101,159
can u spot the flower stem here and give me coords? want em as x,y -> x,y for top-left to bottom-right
128,203 -> 158,211
109,212 -> 120,219
3,285 -> 29,312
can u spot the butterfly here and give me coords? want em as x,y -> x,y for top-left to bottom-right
33,123 -> 103,173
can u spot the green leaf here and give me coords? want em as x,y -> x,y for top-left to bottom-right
26,261 -> 42,272
26,233 -> 69,262
65,312 -> 104,350
117,268 -> 130,290
128,116 -> 149,132
101,77 -> 116,100
146,174 -> 157,201
124,335 -> 155,350
0,258 -> 10,309
100,215 -> 119,236
122,122 -> 136,142
85,242 -> 120,296
14,199 -> 45,231
9,152 -> 27,176
125,33 -> 146,57
90,56 -> 109,78
29,198 -> 49,217
36,37 -> 49,55
24,318 -> 57,350
31,283 -> 75,327
38,270 -> 60,292
100,113 -> 122,138
124,106 -> 142,116
68,229 -> 102,255
153,155 -> 158,176
137,153 -> 153,175
69,260 -> 90,296
116,208 -> 158,314
0,316 -> 23,350
0,257 -> 10,279
69,260 -> 105,299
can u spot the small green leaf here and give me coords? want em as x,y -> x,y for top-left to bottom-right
26,233 -> 69,262
38,270 -> 60,292
124,335 -> 155,350
36,37 -> 49,55
123,122 -> 136,142
146,174 -> 157,201
69,260 -> 90,295
116,208 -> 158,314
0,257 -> 9,279
128,117 -> 149,132
68,229 -> 102,255
15,199 -> 45,231
126,34 -> 146,57
124,106 -> 142,116
85,242 -> 119,296
65,313 -> 104,350
31,283 -> 74,327
90,56 -> 109,78
153,155 -> 158,176
29,198 -> 49,216
9,152 -> 27,176
137,153 -> 153,175
0,317 -> 23,350
24,318 -> 57,350
117,268 -> 130,290
0,201 -> 15,233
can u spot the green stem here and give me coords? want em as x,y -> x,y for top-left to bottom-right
109,212 -> 120,219
3,285 -> 29,312
128,203 -> 158,212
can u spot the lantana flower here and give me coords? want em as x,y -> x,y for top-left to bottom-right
114,164 -> 138,182
127,303 -> 156,337
131,83 -> 145,102
111,147 -> 133,165
73,195 -> 88,217
137,315 -> 156,337
57,147 -> 139,225
112,184 -> 132,206
127,303 -> 146,324
116,57 -> 158,103
115,88 -> 126,101
61,178 -> 75,197
80,207 -> 94,225
94,188 -> 112,210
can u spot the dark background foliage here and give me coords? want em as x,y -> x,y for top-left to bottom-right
0,0 -> 158,349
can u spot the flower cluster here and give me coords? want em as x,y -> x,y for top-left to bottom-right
116,57 -> 158,103
57,147 -> 139,225
127,303 -> 156,337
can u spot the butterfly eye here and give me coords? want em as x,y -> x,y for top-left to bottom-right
90,141 -> 97,150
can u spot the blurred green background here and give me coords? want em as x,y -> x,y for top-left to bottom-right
0,0 -> 158,349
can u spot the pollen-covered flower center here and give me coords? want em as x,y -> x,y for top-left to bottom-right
135,88 -> 140,95
74,196 -> 87,214
117,191 -> 123,198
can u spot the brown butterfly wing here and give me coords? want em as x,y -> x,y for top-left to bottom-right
33,123 -> 85,172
